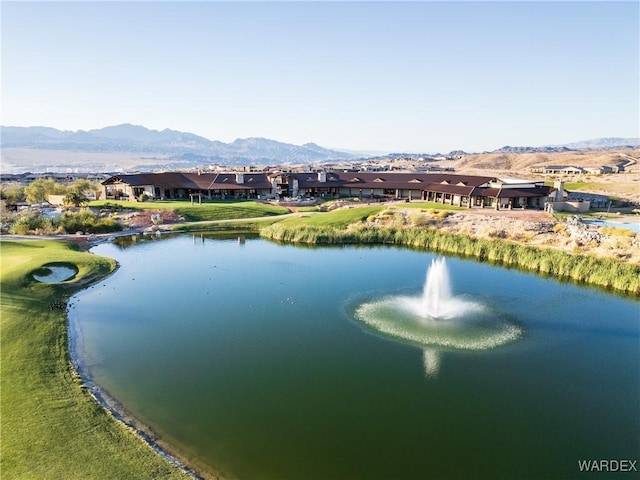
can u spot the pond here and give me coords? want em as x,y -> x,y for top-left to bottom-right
69,234 -> 639,480
584,218 -> 640,234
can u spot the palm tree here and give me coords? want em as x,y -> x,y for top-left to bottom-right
63,191 -> 89,207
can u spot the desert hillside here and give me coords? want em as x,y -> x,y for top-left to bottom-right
446,149 -> 640,203
454,149 -> 638,173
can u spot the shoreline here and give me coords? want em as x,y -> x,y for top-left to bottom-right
2,231 -> 225,478
66,252 -> 219,480
68,358 -> 207,480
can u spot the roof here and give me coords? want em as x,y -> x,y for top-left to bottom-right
102,172 -> 551,198
334,172 -> 493,190
480,186 -> 554,198
427,184 -> 478,195
544,165 -> 584,171
103,173 -> 272,190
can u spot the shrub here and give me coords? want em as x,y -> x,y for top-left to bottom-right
101,202 -> 123,212
408,210 -> 430,227
608,237 -> 633,250
552,223 -> 568,235
9,210 -> 47,234
486,228 -> 506,239
601,226 -> 636,238
60,210 -> 121,234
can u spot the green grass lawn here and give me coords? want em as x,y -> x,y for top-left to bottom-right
277,205 -> 384,228
89,200 -> 463,231
173,202 -> 465,232
0,240 -> 192,479
173,204 -> 387,231
543,181 -> 603,191
272,203 -> 463,229
90,199 -> 290,222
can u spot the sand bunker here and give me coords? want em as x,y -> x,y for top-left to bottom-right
32,264 -> 78,283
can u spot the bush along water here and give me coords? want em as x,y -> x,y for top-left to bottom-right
9,209 -> 121,235
260,223 -> 640,295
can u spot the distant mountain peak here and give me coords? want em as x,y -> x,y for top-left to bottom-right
490,137 -> 639,154
557,137 -> 640,150
0,124 -> 357,168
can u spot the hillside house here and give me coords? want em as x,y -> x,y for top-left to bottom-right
532,164 -> 621,175
539,165 -> 584,175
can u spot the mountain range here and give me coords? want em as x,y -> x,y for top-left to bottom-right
1,124 -> 638,172
0,124 -> 359,165
492,137 -> 639,154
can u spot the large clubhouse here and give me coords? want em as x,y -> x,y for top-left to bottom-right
102,171 -> 556,209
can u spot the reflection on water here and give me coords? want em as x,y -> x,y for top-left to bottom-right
353,258 -> 523,377
422,348 -> 440,377
355,294 -> 522,350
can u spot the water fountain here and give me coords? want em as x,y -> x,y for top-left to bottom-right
354,257 -> 522,376
401,257 -> 480,320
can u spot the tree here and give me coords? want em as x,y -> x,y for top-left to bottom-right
71,179 -> 100,197
0,184 -> 25,204
63,191 -> 89,207
24,179 -> 67,204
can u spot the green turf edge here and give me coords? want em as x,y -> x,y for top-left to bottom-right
0,240 -> 198,480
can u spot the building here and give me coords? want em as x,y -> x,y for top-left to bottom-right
531,164 -> 622,175
102,171 -> 555,209
536,165 -> 585,175
102,172 -> 273,201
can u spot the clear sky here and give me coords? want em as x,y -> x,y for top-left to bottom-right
2,1 -> 638,153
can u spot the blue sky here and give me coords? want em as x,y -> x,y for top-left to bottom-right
2,1 -> 638,153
